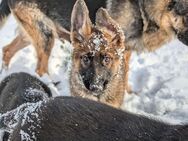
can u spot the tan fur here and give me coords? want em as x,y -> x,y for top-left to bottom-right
141,1 -> 185,51
71,47 -> 127,108
106,0 -> 188,92
107,0 -> 187,51
3,32 -> 29,67
12,3 -> 55,75
2,2 -> 70,75
124,51 -> 132,93
70,5 -> 127,108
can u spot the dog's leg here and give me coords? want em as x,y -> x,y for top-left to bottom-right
2,32 -> 29,68
12,5 -> 55,76
22,22 -> 54,76
35,42 -> 54,76
124,51 -> 132,94
142,28 -> 173,51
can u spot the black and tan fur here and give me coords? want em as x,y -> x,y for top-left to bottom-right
1,97 -> 188,141
70,0 -> 127,108
0,0 -> 188,75
0,0 -> 106,75
107,0 -> 188,92
107,0 -> 188,52
0,0 -> 187,93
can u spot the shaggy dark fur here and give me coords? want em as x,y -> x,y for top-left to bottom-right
4,96 -> 188,141
0,72 -> 52,113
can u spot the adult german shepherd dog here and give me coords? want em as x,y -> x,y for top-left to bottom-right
1,97 -> 188,141
70,1 -> 127,108
0,72 -> 52,113
0,0 -> 187,76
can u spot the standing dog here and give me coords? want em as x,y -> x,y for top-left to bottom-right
1,96 -> 188,141
0,0 -> 106,75
0,72 -> 52,113
0,0 -> 187,75
70,0 -> 127,108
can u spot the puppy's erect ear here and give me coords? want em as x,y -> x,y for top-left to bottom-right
96,8 -> 125,47
71,0 -> 92,43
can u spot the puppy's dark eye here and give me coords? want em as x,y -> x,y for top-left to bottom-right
81,55 -> 90,65
104,56 -> 111,63
167,0 -> 176,11
102,55 -> 112,66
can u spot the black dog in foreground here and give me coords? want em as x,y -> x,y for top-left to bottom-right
0,72 -> 52,113
1,97 -> 187,141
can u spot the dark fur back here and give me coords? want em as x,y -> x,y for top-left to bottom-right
108,0 -> 143,39
10,0 -> 106,30
0,72 -> 52,113
8,97 -> 188,141
42,0 -> 106,30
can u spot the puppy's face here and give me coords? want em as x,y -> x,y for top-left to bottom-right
73,30 -> 124,94
71,0 -> 125,95
165,0 -> 188,45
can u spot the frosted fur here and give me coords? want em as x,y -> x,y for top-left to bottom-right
0,101 -> 44,140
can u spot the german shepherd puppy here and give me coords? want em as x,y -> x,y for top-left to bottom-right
70,0 -> 127,108
0,0 -> 188,76
1,97 -> 188,141
0,72 -> 52,113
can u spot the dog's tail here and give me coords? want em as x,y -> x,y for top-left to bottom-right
0,0 -> 11,29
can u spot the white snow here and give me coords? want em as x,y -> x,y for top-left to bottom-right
0,15 -> 188,125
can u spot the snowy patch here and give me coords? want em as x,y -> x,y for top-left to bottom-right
87,33 -> 107,55
123,40 -> 188,124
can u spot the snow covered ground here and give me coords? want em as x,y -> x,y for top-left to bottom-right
1,15 -> 188,124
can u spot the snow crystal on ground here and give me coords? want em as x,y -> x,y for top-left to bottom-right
0,15 -> 188,124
